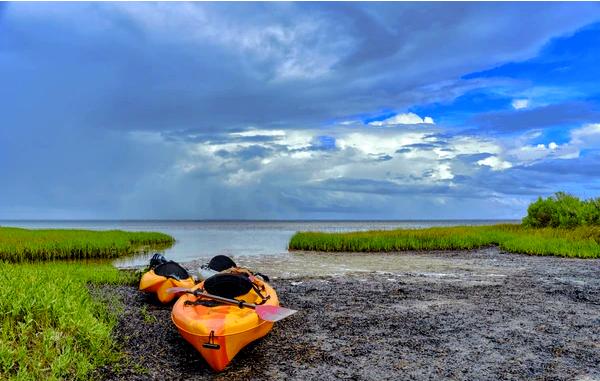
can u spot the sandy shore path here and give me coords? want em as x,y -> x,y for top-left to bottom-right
94,247 -> 600,380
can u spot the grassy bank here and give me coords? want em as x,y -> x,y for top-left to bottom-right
0,262 -> 137,380
0,226 -> 174,380
289,224 -> 600,258
0,227 -> 174,262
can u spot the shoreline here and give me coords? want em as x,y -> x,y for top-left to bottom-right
95,248 -> 600,380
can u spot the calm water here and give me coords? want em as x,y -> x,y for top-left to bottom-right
1,220 -> 518,268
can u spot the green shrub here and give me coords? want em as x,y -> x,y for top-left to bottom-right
522,192 -> 600,228
582,198 -> 600,225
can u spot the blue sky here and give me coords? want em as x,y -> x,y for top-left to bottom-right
2,2 -> 600,219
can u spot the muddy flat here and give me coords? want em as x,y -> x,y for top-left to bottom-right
94,248 -> 600,380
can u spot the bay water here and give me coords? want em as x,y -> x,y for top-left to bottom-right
1,220 -> 517,269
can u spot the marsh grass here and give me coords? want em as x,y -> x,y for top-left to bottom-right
0,227 -> 174,263
0,227 -> 173,380
288,224 -> 600,258
0,262 -> 137,380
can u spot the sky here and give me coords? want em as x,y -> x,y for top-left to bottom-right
2,2 -> 600,220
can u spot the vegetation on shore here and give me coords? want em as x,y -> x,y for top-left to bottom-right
289,193 -> 600,258
289,224 -> 600,258
523,192 -> 600,228
0,227 -> 174,380
0,263 -> 138,380
0,227 -> 174,263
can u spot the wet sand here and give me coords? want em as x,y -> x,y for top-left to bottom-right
94,248 -> 600,380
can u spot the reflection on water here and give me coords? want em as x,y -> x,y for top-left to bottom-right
0,219 -> 518,268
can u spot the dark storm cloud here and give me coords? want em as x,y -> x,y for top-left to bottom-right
518,154 -> 600,178
375,154 -> 393,162
162,130 -> 281,144
314,178 -> 454,196
471,102 -> 600,133
402,143 -> 444,150
309,172 -> 535,202
215,145 -> 274,161
3,2 -> 600,133
461,168 -> 552,197
2,2 -> 600,219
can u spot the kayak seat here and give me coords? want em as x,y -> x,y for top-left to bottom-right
204,273 -> 253,299
154,261 -> 190,281
149,253 -> 168,269
208,255 -> 237,271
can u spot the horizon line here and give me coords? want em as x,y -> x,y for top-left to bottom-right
0,218 -> 521,222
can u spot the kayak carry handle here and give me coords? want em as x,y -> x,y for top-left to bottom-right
202,331 -> 221,350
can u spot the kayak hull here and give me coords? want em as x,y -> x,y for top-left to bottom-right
176,319 -> 274,371
139,269 -> 195,303
171,278 -> 278,371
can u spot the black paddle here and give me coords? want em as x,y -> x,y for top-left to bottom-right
167,287 -> 297,322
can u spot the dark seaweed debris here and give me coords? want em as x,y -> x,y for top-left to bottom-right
93,249 -> 600,380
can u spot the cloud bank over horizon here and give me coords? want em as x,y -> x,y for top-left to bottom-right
2,2 -> 600,219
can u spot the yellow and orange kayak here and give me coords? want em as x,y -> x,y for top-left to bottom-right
139,264 -> 195,304
171,276 -> 279,371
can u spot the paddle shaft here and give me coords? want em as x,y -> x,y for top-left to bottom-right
166,286 -> 297,321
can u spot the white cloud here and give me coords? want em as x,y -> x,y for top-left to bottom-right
504,123 -> 600,165
512,143 -> 553,162
570,123 -> 600,144
124,120 -> 600,218
506,139 -> 579,163
434,162 -> 455,180
447,136 -> 502,156
230,129 -> 286,138
165,124 -> 520,207
369,113 -> 435,126
337,131 -> 427,155
511,99 -> 530,110
477,156 -> 513,171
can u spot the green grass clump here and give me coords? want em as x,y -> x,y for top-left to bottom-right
0,226 -> 173,379
0,227 -> 174,263
289,224 -> 600,258
0,262 -> 137,380
523,192 -> 600,228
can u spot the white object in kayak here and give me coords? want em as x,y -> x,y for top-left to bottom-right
197,266 -> 219,281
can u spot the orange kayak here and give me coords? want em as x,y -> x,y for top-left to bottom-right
171,276 -> 279,371
139,262 -> 195,304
